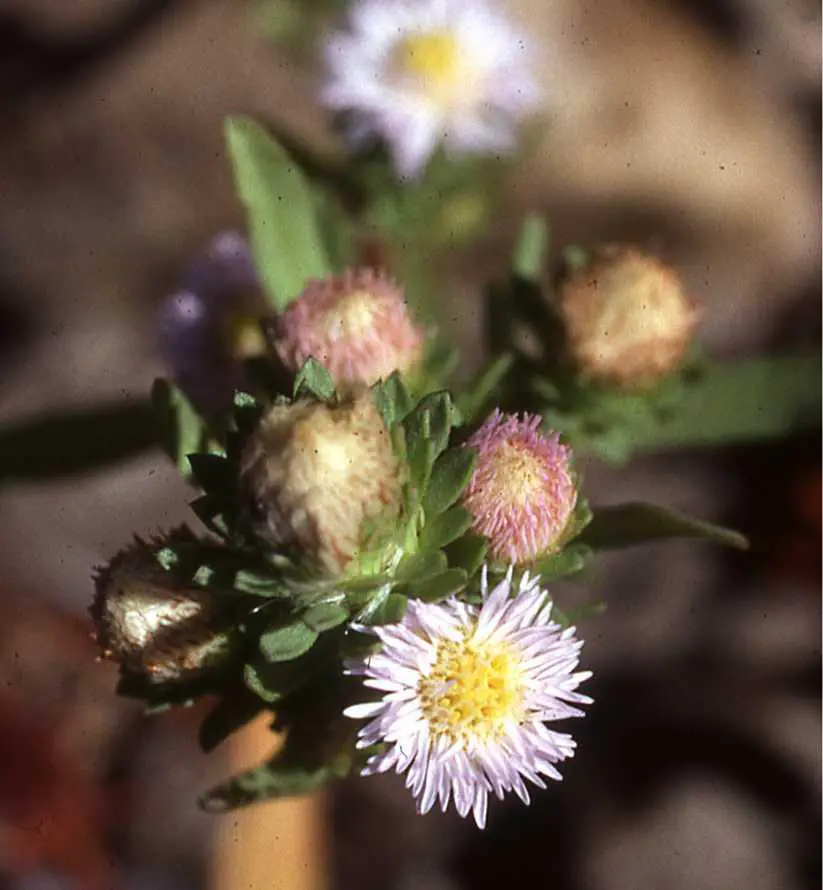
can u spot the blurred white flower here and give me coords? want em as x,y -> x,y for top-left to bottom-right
345,567 -> 591,828
322,0 -> 539,178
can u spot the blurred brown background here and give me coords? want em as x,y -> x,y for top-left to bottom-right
0,1 -> 819,889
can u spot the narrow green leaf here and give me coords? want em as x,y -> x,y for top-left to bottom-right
151,378 -> 205,477
259,621 -> 319,662
422,447 -> 476,516
513,215 -> 549,281
395,550 -> 448,583
419,506 -> 473,551
293,357 -> 335,401
407,568 -> 468,602
634,354 -> 821,451
457,353 -> 514,424
579,502 -> 749,551
225,117 -> 330,311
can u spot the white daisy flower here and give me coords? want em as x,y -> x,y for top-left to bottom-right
344,567 -> 592,828
322,0 -> 540,178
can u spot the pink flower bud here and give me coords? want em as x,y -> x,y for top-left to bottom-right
272,268 -> 425,393
462,410 -> 577,564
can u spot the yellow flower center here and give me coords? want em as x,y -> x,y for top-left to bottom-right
418,634 -> 525,744
324,290 -> 379,340
396,30 -> 462,102
487,441 -> 545,507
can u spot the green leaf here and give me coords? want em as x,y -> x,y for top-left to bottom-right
634,354 -> 821,451
233,568 -> 289,597
532,543 -> 594,580
259,621 -> 319,662
293,357 -> 335,401
404,391 -> 455,493
0,399 -> 156,488
415,392 -> 454,458
444,533 -> 488,577
225,117 -> 330,311
406,568 -> 467,602
457,353 -> 514,424
199,734 -> 351,812
422,447 -> 476,516
198,689 -> 264,753
151,378 -> 206,477
513,215 -> 549,281
359,592 -> 407,626
302,602 -> 350,633
579,502 -> 749,551
394,550 -> 448,583
407,425 -> 436,494
419,506 -> 473,550
372,372 -> 413,428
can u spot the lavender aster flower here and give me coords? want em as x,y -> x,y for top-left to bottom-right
157,232 -> 263,420
322,0 -> 540,178
345,567 -> 592,827
462,410 -> 577,564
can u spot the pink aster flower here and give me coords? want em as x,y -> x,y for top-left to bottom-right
461,410 -> 577,564
272,268 -> 426,393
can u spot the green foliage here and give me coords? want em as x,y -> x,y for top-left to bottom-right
225,117 -> 331,311
579,502 -> 749,551
151,379 -> 208,478
259,620 -> 319,662
293,357 -> 336,402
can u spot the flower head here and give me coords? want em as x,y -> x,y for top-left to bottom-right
273,268 -> 425,393
239,393 -> 404,575
90,536 -> 231,682
462,410 -> 577,564
557,246 -> 703,390
322,0 -> 539,178
157,231 -> 264,420
345,567 -> 592,827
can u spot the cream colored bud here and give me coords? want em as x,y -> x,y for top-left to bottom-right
91,539 -> 231,682
240,394 -> 403,575
557,246 -> 702,390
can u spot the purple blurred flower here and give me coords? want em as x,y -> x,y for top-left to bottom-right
157,232 -> 262,422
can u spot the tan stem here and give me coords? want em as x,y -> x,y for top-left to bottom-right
210,713 -> 327,890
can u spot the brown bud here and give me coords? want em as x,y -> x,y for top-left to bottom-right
90,538 -> 231,683
239,394 -> 404,576
556,246 -> 702,390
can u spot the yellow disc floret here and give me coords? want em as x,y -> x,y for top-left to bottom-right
396,31 -> 462,102
418,634 -> 525,744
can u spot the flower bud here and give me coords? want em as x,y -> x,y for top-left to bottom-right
556,246 -> 702,390
90,538 -> 231,683
239,394 -> 404,575
271,268 -> 425,393
461,410 -> 577,565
